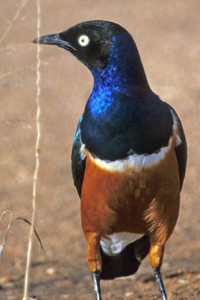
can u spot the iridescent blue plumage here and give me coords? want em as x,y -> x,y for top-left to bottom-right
81,91 -> 174,161
85,33 -> 147,118
90,33 -> 150,98
80,32 -> 174,161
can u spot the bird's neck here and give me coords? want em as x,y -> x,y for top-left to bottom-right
91,33 -> 151,98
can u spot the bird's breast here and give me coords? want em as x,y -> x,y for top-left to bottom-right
80,125 -> 180,237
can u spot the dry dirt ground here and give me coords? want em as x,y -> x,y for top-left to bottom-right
0,1 -> 200,299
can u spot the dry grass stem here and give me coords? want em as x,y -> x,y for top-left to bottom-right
23,0 -> 41,298
0,210 -> 15,262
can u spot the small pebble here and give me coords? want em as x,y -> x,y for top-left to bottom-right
0,276 -> 11,284
125,291 -> 134,297
45,267 -> 56,275
178,279 -> 189,284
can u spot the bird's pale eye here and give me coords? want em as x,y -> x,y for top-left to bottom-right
78,35 -> 90,47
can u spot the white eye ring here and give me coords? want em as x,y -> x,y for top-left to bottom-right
78,35 -> 90,47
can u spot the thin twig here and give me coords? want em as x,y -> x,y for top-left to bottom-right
0,210 -> 15,262
15,217 -> 45,254
0,212 -> 45,264
23,0 -> 41,298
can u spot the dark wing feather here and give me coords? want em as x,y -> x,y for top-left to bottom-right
169,106 -> 187,190
71,116 -> 86,197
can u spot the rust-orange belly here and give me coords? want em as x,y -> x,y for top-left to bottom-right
81,147 -> 180,244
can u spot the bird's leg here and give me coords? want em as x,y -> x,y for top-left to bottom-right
150,243 -> 167,300
85,232 -> 102,300
153,266 -> 167,300
91,271 -> 101,300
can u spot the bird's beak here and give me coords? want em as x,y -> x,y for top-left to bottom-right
32,33 -> 61,45
32,33 -> 76,51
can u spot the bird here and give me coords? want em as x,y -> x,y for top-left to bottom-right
33,20 -> 187,300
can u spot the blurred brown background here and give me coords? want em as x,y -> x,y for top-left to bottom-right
0,1 -> 200,299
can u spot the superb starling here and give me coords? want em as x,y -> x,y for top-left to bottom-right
33,20 -> 187,300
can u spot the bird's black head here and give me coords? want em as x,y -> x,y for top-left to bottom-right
33,20 -> 127,69
33,20 -> 151,96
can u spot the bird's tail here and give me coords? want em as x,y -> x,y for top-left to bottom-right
100,234 -> 150,280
